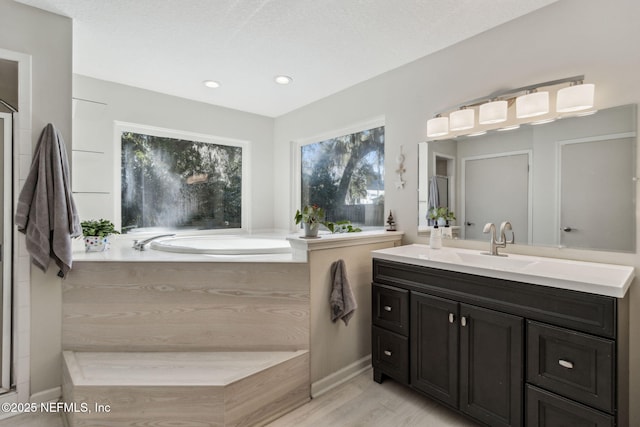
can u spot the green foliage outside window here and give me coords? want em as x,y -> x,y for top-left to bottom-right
121,132 -> 242,233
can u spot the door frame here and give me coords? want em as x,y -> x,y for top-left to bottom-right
556,132 -> 637,247
0,47 -> 32,407
0,112 -> 12,393
461,150 -> 533,242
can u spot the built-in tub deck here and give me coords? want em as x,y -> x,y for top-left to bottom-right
64,230 -> 404,426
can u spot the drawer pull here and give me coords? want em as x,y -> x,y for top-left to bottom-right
461,316 -> 467,327
383,350 -> 392,357
448,313 -> 455,323
383,305 -> 392,312
558,359 -> 574,369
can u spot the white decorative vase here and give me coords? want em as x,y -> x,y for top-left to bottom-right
303,223 -> 319,238
84,235 -> 111,252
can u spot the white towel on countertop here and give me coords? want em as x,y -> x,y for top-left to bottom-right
15,123 -> 81,278
330,259 -> 358,326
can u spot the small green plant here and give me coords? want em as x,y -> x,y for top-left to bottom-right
80,219 -> 120,237
323,220 -> 362,234
294,205 -> 325,225
294,205 -> 362,234
428,207 -> 456,222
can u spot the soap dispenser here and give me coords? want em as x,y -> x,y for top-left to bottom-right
430,223 -> 442,249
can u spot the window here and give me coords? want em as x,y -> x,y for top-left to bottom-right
120,128 -> 245,233
301,125 -> 384,227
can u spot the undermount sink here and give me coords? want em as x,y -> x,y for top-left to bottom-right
456,252 -> 538,270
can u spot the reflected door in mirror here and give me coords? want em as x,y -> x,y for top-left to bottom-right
464,153 -> 530,242
560,136 -> 635,252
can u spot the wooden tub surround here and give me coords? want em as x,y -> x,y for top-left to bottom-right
62,231 -> 403,425
62,261 -> 310,427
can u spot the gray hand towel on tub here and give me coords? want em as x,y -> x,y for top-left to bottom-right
15,123 -> 81,278
330,259 -> 358,325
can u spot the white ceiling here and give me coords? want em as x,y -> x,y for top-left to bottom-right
16,0 -> 557,117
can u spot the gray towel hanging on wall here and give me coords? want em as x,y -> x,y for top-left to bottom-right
15,123 -> 81,278
330,259 -> 358,325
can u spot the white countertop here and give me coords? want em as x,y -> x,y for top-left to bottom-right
72,237 -> 299,263
372,245 -> 635,298
72,230 -> 403,263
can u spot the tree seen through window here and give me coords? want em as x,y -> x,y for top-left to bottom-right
121,132 -> 242,232
301,126 -> 384,227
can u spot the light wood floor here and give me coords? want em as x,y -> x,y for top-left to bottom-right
0,368 -> 478,427
266,368 -> 479,427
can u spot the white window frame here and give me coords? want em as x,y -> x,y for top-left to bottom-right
114,121 -> 251,234
290,116 -> 385,232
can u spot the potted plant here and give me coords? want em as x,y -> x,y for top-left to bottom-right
294,205 -> 325,238
428,207 -> 456,226
80,219 -> 120,252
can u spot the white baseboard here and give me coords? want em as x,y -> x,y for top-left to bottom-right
30,386 -> 61,404
311,355 -> 371,398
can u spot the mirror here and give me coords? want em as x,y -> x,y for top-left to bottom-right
418,104 -> 637,252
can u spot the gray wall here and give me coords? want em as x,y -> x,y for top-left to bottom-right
273,0 -> 640,423
0,0 -> 72,396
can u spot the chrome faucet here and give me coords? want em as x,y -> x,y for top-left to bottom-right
482,222 -> 515,256
132,234 -> 176,251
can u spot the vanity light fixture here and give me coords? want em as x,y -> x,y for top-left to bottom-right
516,89 -> 549,118
426,75 -> 595,140
497,124 -> 521,131
203,80 -> 221,89
478,100 -> 508,124
449,107 -> 475,131
530,117 -> 556,125
556,81 -> 595,112
426,115 -> 449,137
275,75 -> 293,85
466,130 -> 488,137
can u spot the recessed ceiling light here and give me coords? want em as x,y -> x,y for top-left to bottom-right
203,80 -> 220,89
274,75 -> 293,85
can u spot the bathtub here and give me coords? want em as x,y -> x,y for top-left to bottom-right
149,235 -> 292,255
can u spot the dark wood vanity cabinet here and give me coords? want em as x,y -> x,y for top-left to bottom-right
371,258 -> 629,427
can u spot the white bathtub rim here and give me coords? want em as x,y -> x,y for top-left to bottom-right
150,235 -> 292,255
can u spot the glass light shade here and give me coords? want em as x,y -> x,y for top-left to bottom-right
556,83 -> 595,112
478,100 -> 508,124
449,109 -> 475,131
516,91 -> 549,118
427,116 -> 449,137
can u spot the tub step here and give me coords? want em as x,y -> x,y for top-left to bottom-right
62,350 -> 309,427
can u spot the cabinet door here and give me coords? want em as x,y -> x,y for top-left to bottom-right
411,292 -> 459,407
459,304 -> 523,427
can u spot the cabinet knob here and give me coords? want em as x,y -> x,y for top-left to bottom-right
383,350 -> 392,357
383,305 -> 392,312
448,313 -> 455,323
461,316 -> 467,327
558,359 -> 574,369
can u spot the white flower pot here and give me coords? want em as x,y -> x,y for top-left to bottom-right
84,235 -> 111,252
303,223 -> 319,238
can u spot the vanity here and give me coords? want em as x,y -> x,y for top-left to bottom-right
371,245 -> 634,427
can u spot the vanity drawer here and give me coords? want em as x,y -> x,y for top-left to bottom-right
372,325 -> 409,384
372,283 -> 409,336
526,385 -> 613,427
527,321 -> 614,413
